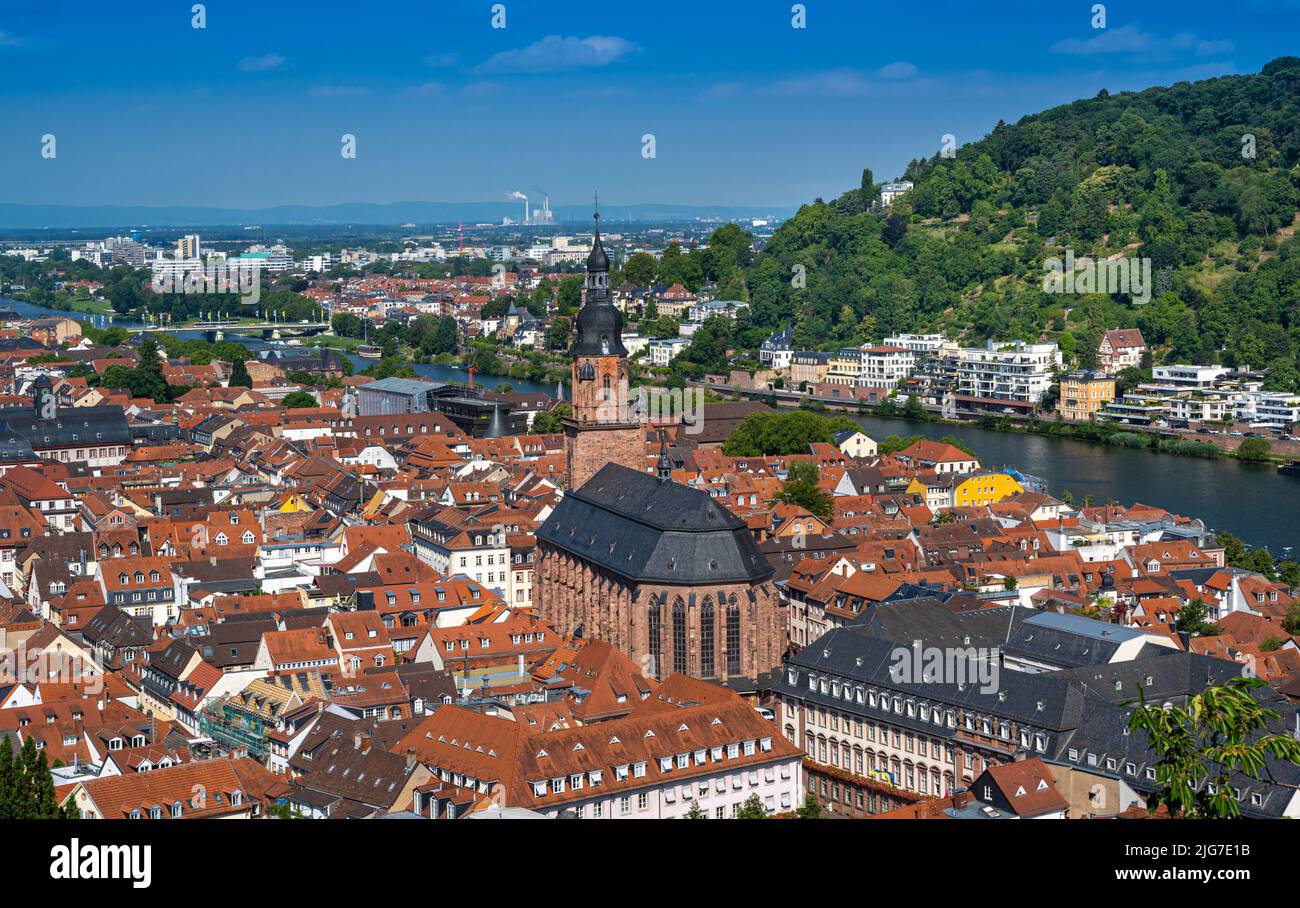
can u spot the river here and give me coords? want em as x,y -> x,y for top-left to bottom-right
3,298 -> 563,397
847,413 -> 1298,557
6,298 -> 1296,554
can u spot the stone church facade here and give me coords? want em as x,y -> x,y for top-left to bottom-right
537,222 -> 786,684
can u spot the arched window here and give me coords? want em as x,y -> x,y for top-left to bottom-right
647,599 -> 661,678
726,599 -> 742,677
699,597 -> 715,678
672,598 -> 687,675
602,374 -> 611,402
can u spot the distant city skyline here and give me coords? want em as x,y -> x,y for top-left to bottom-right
0,0 -> 1293,213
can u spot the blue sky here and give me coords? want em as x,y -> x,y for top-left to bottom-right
0,0 -> 1294,210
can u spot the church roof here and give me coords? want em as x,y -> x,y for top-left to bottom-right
538,463 -> 774,585
570,209 -> 627,358
586,222 -> 610,273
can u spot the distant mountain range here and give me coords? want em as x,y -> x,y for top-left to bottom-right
0,201 -> 795,229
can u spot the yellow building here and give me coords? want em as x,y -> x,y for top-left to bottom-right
1058,370 -> 1116,422
827,349 -> 862,386
276,492 -> 314,513
953,471 -> 1024,508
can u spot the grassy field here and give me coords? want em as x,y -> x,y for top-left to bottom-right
307,334 -> 365,351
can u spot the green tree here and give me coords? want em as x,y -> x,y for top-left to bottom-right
795,793 -> 823,819
424,316 -> 459,355
0,737 -> 71,819
0,735 -> 15,819
1279,560 -> 1300,590
622,252 -> 659,285
1174,598 -> 1218,636
1128,677 -> 1300,818
228,358 -> 253,388
777,461 -> 834,522
735,794 -> 768,819
722,410 -> 858,457
281,391 -> 318,408
545,316 -> 572,351
331,312 -> 364,338
1283,602 -> 1300,636
531,403 -> 571,434
684,800 -> 705,819
1236,437 -> 1271,462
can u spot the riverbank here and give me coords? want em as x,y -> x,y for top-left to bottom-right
703,382 -> 1295,467
840,410 -> 1295,555
3,292 -> 112,317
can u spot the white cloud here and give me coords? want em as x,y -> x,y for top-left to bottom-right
238,52 -> 285,73
309,85 -> 369,98
1050,26 -> 1234,60
476,35 -> 637,74
876,61 -> 917,80
423,52 -> 458,68
0,30 -> 23,48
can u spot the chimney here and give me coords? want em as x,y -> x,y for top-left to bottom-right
405,748 -> 417,771
153,491 -> 163,513
353,733 -> 362,750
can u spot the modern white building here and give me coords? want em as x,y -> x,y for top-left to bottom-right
883,333 -> 955,357
956,341 -> 1062,411
1151,364 -> 1230,389
880,181 -> 914,207
1237,391 -> 1300,429
648,337 -> 690,366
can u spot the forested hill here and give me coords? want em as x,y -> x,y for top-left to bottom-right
734,56 -> 1300,391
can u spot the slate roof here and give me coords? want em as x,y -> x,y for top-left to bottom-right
0,405 -> 131,451
537,463 -> 774,585
778,599 -> 1300,818
777,624 -> 1087,734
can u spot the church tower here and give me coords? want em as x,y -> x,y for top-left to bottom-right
31,374 -> 57,422
564,206 -> 644,490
